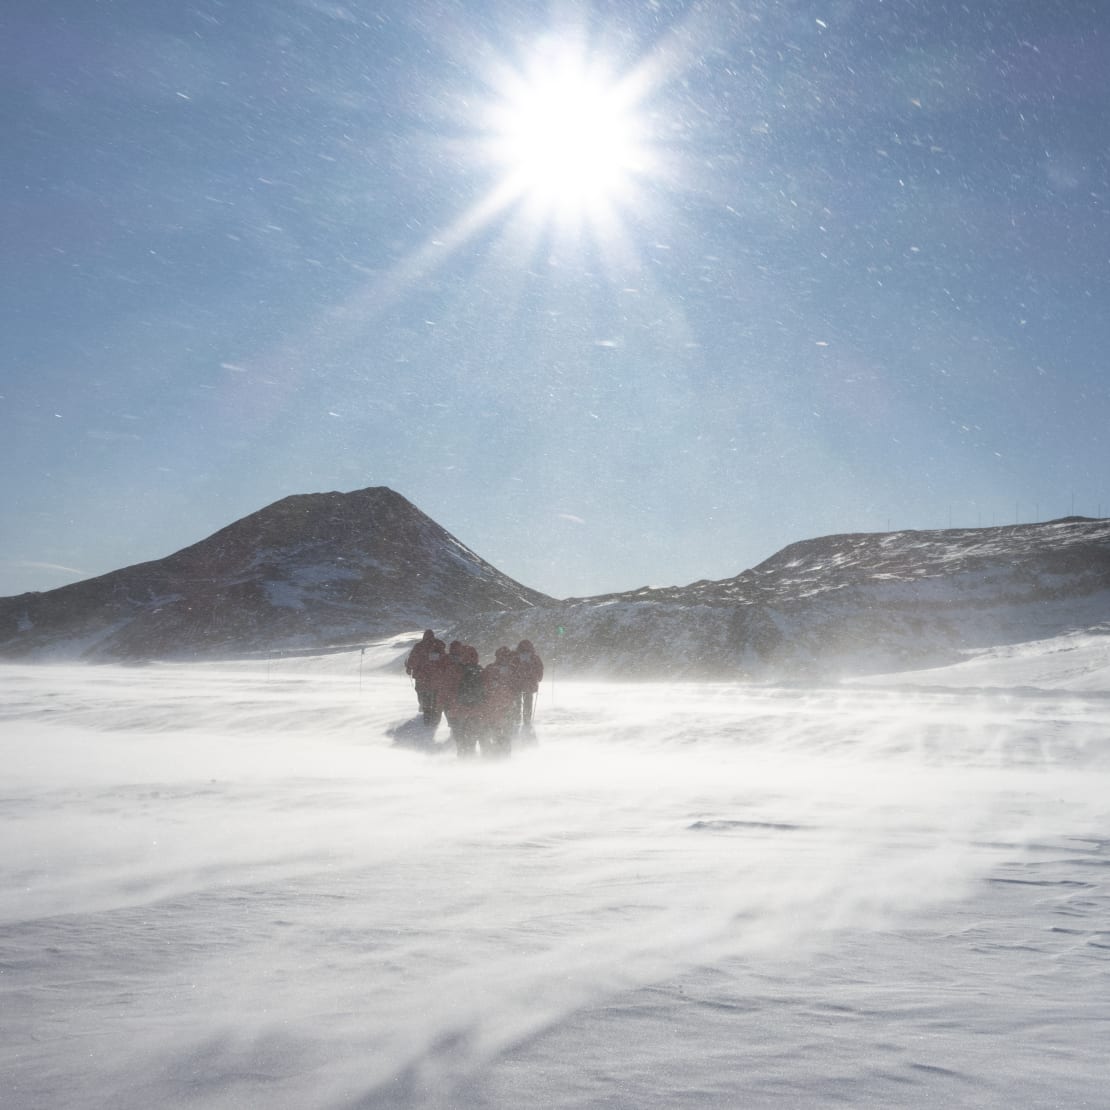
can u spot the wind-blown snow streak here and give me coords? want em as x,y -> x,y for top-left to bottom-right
3,643 -> 1110,1108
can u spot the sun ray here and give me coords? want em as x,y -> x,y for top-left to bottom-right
317,9 -> 725,339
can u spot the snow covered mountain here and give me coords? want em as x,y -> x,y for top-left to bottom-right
0,487 -> 551,661
453,517 -> 1110,680
4,491 -> 1109,675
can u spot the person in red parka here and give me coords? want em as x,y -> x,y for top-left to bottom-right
511,639 -> 544,734
479,646 -> 518,758
404,630 -> 446,727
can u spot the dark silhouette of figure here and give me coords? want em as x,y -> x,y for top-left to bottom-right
405,630 -> 445,727
511,639 -> 544,736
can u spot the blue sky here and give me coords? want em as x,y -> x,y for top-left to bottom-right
2,0 -> 1108,599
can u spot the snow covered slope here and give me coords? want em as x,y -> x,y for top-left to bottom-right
852,626 -> 1110,693
0,488 -> 550,661
454,518 -> 1110,680
3,644 -> 1110,1109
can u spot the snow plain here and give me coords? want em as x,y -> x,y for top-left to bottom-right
3,635 -> 1110,1109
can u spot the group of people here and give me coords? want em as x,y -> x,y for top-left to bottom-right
404,630 -> 544,758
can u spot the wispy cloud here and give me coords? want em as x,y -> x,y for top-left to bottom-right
4,561 -> 86,577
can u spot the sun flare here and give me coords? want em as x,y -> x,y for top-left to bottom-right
482,42 -> 654,226
372,24 -> 687,301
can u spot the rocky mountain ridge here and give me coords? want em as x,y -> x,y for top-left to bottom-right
452,517 -> 1110,679
3,487 -> 1109,678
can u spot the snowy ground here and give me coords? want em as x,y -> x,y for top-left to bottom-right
3,636 -> 1110,1109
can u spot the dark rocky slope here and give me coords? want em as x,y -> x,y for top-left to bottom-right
0,487 -> 551,661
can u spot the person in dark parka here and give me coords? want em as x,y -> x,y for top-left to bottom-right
511,639 -> 544,733
405,630 -> 445,726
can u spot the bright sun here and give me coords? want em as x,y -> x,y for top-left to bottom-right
378,27 -> 679,295
482,42 -> 653,226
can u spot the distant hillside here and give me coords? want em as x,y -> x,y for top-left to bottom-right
5,493 -> 1109,678
451,518 -> 1110,680
0,487 -> 552,661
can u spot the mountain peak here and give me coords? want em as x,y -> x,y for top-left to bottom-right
0,486 -> 551,661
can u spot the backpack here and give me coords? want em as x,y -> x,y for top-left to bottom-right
457,663 -> 485,707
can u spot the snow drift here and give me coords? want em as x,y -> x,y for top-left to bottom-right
3,638 -> 1110,1109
